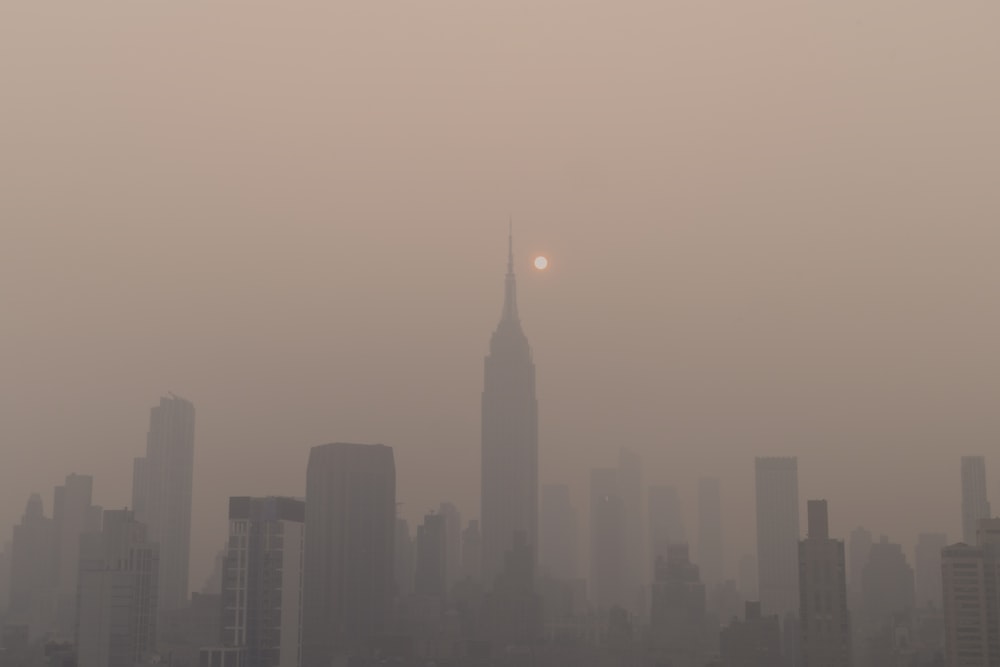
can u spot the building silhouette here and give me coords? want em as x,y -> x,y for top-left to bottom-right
8,493 -> 56,639
798,500 -> 851,667
132,394 -> 195,612
755,457 -> 800,619
483,530 -> 541,650
847,526 -> 872,609
942,518 -> 1000,666
395,518 -> 415,597
439,502 -> 462,591
590,467 -> 626,611
720,601 -> 781,667
738,554 -> 758,601
302,443 -> 396,666
649,484 -> 685,576
618,448 -> 645,613
53,473 -> 102,638
221,496 -> 304,667
481,230 -> 539,587
649,544 -> 709,667
415,512 -> 448,602
698,477 -> 724,591
540,484 -> 579,580
76,509 -> 159,667
461,519 -> 482,583
914,532 -> 947,610
961,456 -> 990,545
859,536 -> 914,643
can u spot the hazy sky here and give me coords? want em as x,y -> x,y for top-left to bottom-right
3,1 -> 1000,589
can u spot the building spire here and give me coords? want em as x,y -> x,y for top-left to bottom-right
502,221 -> 519,322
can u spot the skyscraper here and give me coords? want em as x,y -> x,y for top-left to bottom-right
618,448 -> 645,611
847,526 -> 872,605
481,230 -> 539,587
860,536 -> 914,633
76,509 -> 159,667
941,518 -> 1000,666
395,518 -> 415,596
438,502 -> 462,590
698,477 -> 724,591
302,443 -> 396,666
914,532 -> 947,610
649,484 -> 686,575
53,473 -> 101,638
8,493 -> 56,638
798,500 -> 851,667
961,456 -> 990,545
720,601 -> 781,667
221,496 -> 305,667
649,544 -> 709,667
755,457 -> 800,619
415,512 -> 447,601
540,483 -> 580,579
590,468 -> 626,610
461,519 -> 482,583
132,394 -> 195,612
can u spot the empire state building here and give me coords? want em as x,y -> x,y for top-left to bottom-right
481,231 -> 539,587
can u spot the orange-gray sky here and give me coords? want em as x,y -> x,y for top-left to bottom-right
3,1 -> 1000,589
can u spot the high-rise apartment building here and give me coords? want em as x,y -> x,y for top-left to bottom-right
698,477 -> 724,591
132,394 -> 195,612
540,484 -> 579,579
53,473 -> 101,638
755,457 -> 800,618
590,468 -> 626,610
76,509 -> 159,667
961,456 -> 991,545
438,502 -> 462,590
798,500 -> 851,667
649,484 -> 685,574
302,443 -> 396,666
221,496 -> 304,667
941,518 -> 1000,666
481,231 -> 539,587
914,532 -> 947,610
415,513 -> 447,601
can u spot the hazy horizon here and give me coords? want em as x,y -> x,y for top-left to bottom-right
4,0 -> 1000,592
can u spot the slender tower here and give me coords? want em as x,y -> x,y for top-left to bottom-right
481,227 -> 539,587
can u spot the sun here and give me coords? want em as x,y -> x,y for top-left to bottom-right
533,256 -> 549,270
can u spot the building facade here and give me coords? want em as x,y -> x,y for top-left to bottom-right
481,231 -> 539,587
914,532 -> 947,610
221,496 -> 304,667
755,457 -> 801,619
941,519 -> 1000,666
53,473 -> 102,638
799,500 -> 851,667
698,477 -> 724,592
302,443 -> 396,667
961,456 -> 990,546
132,394 -> 196,612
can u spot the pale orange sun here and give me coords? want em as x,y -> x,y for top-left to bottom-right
533,256 -> 549,270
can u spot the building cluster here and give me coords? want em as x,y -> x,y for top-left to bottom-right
0,239 -> 996,667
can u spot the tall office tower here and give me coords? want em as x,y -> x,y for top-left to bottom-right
540,484 -> 580,579
798,500 -> 851,667
0,541 -> 10,613
914,532 -> 947,610
738,554 -> 758,600
438,502 -> 462,590
618,448 -> 645,610
76,509 -> 159,667
415,513 -> 447,602
395,518 -> 415,596
52,473 -> 101,637
847,527 -> 872,604
8,493 -> 56,638
860,536 -> 914,632
303,443 -> 396,666
941,518 -> 1000,666
649,544 -> 708,667
221,497 -> 304,667
201,544 -> 227,596
461,520 -> 482,582
481,231 -> 539,587
649,485 -> 686,573
132,394 -> 195,612
962,456 -> 991,545
755,457 -> 800,619
698,477 -> 724,591
590,468 -> 626,610
720,601 -> 782,667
